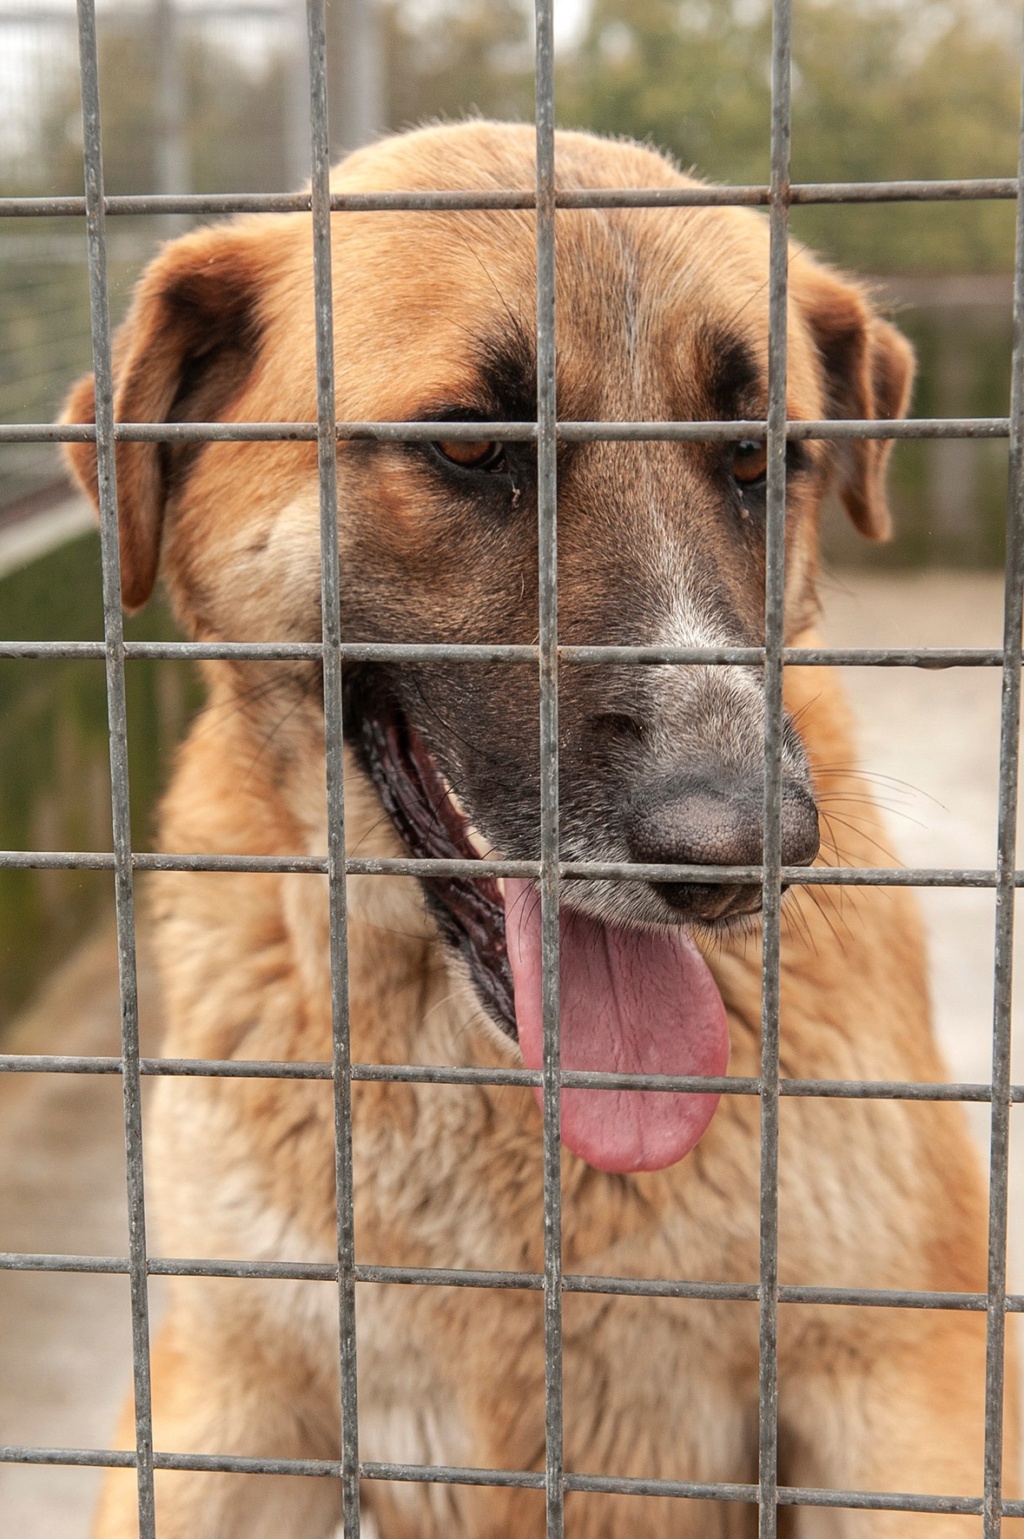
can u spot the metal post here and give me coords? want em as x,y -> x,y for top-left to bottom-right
334,0 -> 384,153
305,0 -> 361,1531
981,38 -> 1024,1539
153,0 -> 189,236
74,0 -> 155,1533
757,2 -> 792,1535
534,2 -> 563,1534
287,0 -> 311,189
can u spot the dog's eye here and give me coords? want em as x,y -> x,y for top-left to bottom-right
433,438 -> 506,472
731,440 -> 768,487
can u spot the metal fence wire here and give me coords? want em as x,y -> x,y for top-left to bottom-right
1,0 -> 1024,1536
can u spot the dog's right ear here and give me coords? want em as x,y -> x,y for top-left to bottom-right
790,254 -> 915,543
61,224 -> 264,611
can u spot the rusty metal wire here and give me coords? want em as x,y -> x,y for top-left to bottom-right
1,0 -> 1023,1533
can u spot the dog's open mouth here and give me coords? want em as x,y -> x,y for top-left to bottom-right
358,701 -> 730,1175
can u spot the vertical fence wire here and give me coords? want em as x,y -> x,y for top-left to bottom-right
758,0 -> 792,1533
534,1 -> 565,1533
74,0 -> 155,1532
305,0 -> 361,1531
983,38 -> 1024,1539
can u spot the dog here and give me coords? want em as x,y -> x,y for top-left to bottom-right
63,121 -> 1018,1539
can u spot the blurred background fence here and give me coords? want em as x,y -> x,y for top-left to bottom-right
1,0 -> 1020,557
0,0 -> 1021,1034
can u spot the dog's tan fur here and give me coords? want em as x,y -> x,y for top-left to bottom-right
64,123 -> 1018,1538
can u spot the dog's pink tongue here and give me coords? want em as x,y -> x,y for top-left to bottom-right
504,881 -> 730,1174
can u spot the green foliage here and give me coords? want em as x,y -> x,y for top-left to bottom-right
8,24 -> 294,197
558,0 -> 1020,273
5,0 -> 1018,272
0,535 -> 201,1031
381,0 -> 535,128
560,0 -> 772,182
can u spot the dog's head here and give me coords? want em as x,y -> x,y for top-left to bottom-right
63,123 -> 913,1173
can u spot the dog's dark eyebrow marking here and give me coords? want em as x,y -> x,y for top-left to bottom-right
476,324 -> 537,421
702,332 -> 763,420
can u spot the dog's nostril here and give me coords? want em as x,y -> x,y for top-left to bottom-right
655,881 -> 762,922
783,792 -> 821,868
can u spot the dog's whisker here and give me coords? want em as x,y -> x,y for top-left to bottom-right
815,762 -> 948,810
816,809 -> 905,868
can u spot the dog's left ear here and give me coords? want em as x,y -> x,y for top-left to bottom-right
791,257 -> 915,541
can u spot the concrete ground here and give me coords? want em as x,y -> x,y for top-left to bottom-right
0,924 -> 163,1533
1,569 -> 1022,1535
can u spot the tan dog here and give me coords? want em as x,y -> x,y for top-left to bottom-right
64,122 -> 1018,1539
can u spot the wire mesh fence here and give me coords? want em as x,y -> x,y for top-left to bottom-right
0,0 -> 1023,1535
0,0 -> 312,508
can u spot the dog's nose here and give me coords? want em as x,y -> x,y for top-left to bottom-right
623,771 -> 820,922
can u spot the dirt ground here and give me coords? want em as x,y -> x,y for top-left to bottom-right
1,569 -> 1022,1535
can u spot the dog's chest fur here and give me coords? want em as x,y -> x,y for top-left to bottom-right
144,682 -> 975,1533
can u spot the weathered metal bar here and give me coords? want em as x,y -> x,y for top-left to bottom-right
534,5 -> 565,1533
2,1444 -> 1018,1518
981,33 -> 1024,1539
0,175 -> 1017,219
756,3 -> 792,1531
3,1249 -> 1024,1317
0,415 -> 1011,444
304,0 -> 361,1529
0,639 -> 1016,666
11,848 -> 1024,888
73,0 -> 156,1532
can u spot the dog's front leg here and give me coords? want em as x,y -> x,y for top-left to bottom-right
91,1304 -> 344,1539
779,1310 -> 1022,1538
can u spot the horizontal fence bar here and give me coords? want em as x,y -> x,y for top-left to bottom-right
0,640 -> 1009,668
0,2 -> 281,22
2,1052 -> 1022,1105
0,849 -> 1021,887
0,417 -> 1010,446
0,1251 -> 1021,1316
0,177 -> 1017,219
0,1443 -> 1014,1516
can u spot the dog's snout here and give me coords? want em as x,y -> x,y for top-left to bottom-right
624,771 -> 820,922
